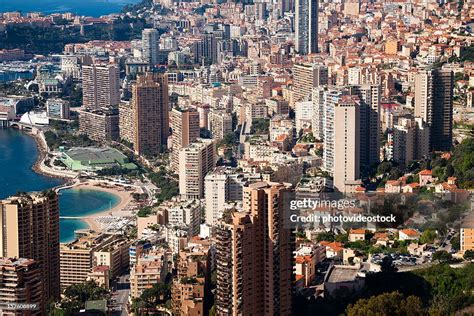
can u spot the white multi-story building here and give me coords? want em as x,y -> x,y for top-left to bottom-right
295,100 -> 313,132
209,109 -> 233,141
168,200 -> 202,237
179,138 -> 216,199
204,167 -> 255,225
142,28 -> 159,65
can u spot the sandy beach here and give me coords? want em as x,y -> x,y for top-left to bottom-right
60,182 -> 134,231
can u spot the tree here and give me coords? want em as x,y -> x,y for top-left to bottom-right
377,161 -> 393,175
316,231 -> 335,242
209,305 -> 217,316
132,282 -> 171,314
137,206 -> 153,217
463,250 -> 474,261
58,281 -> 109,314
217,132 -> 238,148
432,250 -> 452,263
380,255 -> 398,273
250,118 -> 270,135
419,229 -> 437,244
346,292 -> 424,316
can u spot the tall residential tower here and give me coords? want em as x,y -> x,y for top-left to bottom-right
215,182 -> 294,316
414,68 -> 454,151
120,72 -> 170,156
82,64 -> 120,108
0,191 -> 60,301
295,0 -> 318,54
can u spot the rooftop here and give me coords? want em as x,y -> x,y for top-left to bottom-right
64,147 -> 127,163
326,265 -> 360,283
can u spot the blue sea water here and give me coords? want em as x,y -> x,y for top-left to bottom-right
59,187 -> 120,217
0,0 -> 140,17
0,128 -> 63,198
60,219 -> 90,243
59,188 -> 120,242
0,129 -> 121,243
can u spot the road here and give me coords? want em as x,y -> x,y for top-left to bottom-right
111,274 -> 130,316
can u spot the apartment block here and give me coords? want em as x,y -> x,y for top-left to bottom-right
292,63 -> 328,103
78,107 -> 119,142
60,232 -> 130,289
414,68 -> 454,151
130,248 -> 172,298
168,200 -> 202,237
215,182 -> 294,316
82,64 -> 120,108
179,138 -> 216,199
209,109 -> 233,141
204,167 -> 254,225
0,191 -> 60,301
119,72 -> 170,156
0,258 -> 43,316
170,107 -> 200,172
332,96 -> 361,193
171,245 -> 211,316
393,117 -> 430,166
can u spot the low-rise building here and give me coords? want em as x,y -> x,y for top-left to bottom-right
60,147 -> 137,172
324,265 -> 365,297
130,248 -> 172,298
349,229 -> 366,242
399,229 -> 421,241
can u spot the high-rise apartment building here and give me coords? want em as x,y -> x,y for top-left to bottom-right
78,107 -> 119,142
320,88 -> 361,193
142,28 -> 160,65
319,87 -> 348,173
204,167 -> 254,225
0,191 -> 60,301
82,64 -> 120,108
293,63 -> 328,102
414,68 -> 454,151
332,96 -> 361,193
0,258 -> 44,316
295,100 -> 313,131
295,0 -> 318,54
208,109 -> 233,141
120,72 -> 170,156
350,84 -> 381,168
215,182 -> 294,316
179,138 -> 216,199
393,117 -> 430,166
170,107 -> 200,172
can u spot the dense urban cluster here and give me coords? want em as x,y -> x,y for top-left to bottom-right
0,0 -> 473,315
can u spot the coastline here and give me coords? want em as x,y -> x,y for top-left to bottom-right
27,128 -> 137,234
26,128 -> 76,180
59,182 -> 134,232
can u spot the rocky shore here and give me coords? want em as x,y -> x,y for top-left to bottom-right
27,128 -> 76,180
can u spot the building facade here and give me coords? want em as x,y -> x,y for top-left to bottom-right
0,192 -> 60,301
295,0 -> 319,54
414,68 -> 454,151
82,64 -> 120,108
215,182 -> 294,316
179,138 -> 216,199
